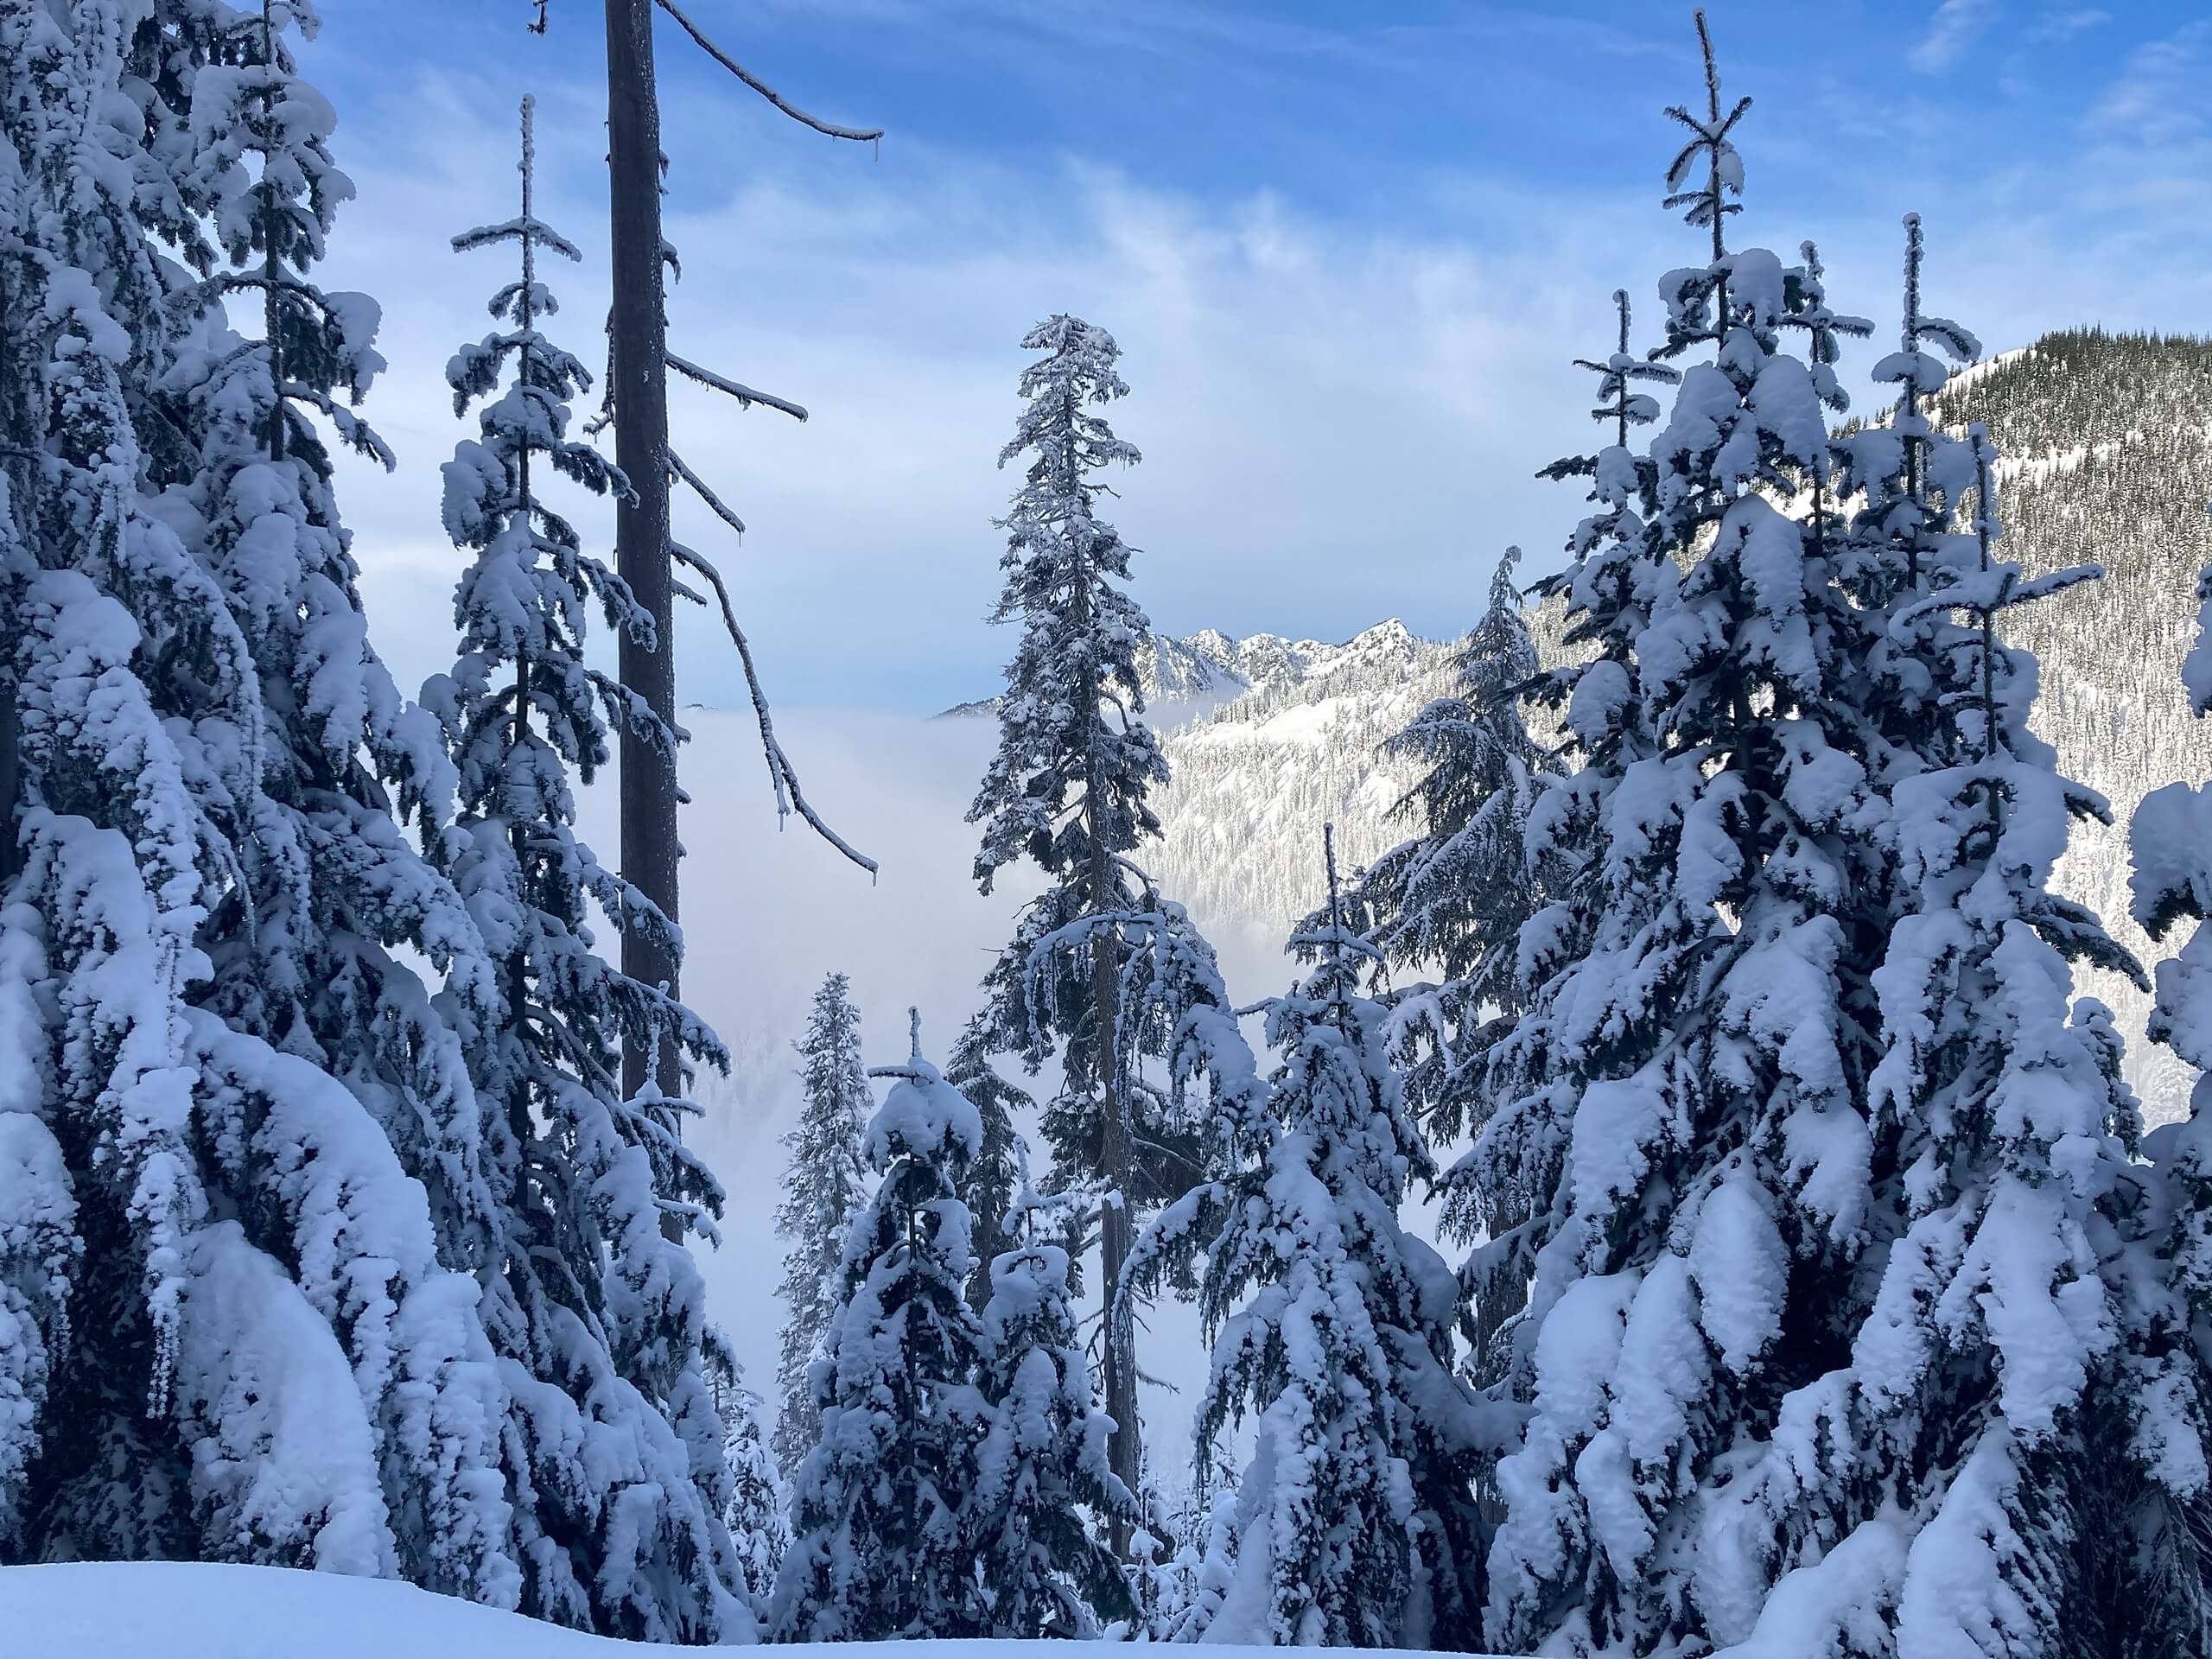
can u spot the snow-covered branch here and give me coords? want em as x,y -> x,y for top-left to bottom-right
668,353 -> 808,422
666,445 -> 747,537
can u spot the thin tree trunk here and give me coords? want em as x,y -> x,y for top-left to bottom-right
1090,774 -> 1141,1557
0,693 -> 16,889
606,0 -> 681,1106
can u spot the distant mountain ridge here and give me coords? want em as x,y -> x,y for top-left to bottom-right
940,621 -> 1464,936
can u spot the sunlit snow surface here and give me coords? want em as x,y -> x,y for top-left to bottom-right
0,1562 -> 1508,1656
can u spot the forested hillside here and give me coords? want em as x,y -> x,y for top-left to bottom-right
1933,330 -> 2212,1113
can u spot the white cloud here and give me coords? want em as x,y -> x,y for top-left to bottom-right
1910,0 -> 1998,74
2086,22 -> 2209,151
317,16 -> 2212,721
2026,7 -> 2112,44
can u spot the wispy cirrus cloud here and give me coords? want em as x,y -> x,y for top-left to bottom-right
2028,7 -> 2113,43
1910,0 -> 1999,73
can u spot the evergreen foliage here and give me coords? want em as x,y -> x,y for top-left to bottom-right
706,1342 -> 789,1609
420,94 -> 745,1640
1151,830 -> 1493,1648
772,972 -> 873,1475
0,0 -> 512,1599
1472,18 -> 1944,1652
772,1016 -> 990,1641
947,1009 -> 1031,1318
967,313 -> 1200,1517
969,1154 -> 1138,1637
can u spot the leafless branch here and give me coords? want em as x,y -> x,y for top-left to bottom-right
654,0 -> 885,143
668,352 -> 808,422
666,445 -> 747,537
664,486 -> 879,877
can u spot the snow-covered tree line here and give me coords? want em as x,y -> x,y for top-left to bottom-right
817,11 -> 2212,1656
6,2 -> 2212,1654
0,10 -> 753,1642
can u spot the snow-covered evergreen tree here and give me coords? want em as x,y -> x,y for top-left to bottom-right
1157,830 -> 1492,1648
968,313 -> 1185,1519
706,1339 -> 789,1609
1472,18 -> 1931,1653
1571,200 -> 2212,1659
948,1008 -> 1030,1318
772,971 -> 874,1475
1357,543 -> 1548,1094
420,97 -> 746,1640
2120,576 -> 2212,1658
1,0 -> 514,1598
1343,543 -> 1553,1375
969,1152 -> 1137,1637
1698,409 -> 2170,1656
772,1015 -> 989,1641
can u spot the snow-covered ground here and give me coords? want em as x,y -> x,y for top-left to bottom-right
0,1561 -> 1499,1656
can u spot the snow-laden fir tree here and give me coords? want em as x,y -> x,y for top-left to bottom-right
706,1341 -> 790,1609
1,0 -> 515,1595
772,971 -> 874,1475
969,1148 -> 1137,1637
968,313 -> 1185,1523
772,1014 -> 990,1641
948,1008 -> 1031,1318
420,98 -> 747,1639
1356,543 -> 1548,1114
2119,551 -> 2212,1659
1697,414 -> 2174,1655
1343,543 -> 1554,1376
1145,829 -> 1493,1649
774,969 -> 875,1478
1472,17 -> 1928,1653
1612,213 -> 2212,1659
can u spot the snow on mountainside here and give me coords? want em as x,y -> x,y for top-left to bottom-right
0,1562 -> 1497,1657
1146,621 -> 1461,932
944,620 -> 1467,935
1929,330 -> 2212,1119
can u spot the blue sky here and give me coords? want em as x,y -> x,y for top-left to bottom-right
313,1 -> 2212,711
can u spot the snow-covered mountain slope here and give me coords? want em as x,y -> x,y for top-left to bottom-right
944,620 -> 1466,936
1145,621 -> 1462,933
1929,329 -> 2212,1117
0,1561 -> 1494,1657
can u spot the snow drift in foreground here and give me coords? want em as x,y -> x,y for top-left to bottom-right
0,1561 -> 1503,1656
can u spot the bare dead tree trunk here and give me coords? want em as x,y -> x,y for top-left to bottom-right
606,0 -> 680,1104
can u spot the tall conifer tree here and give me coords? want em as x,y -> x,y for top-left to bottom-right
1345,543 -> 1555,1375
1,0 -> 513,1599
969,314 -> 1180,1525
423,96 -> 745,1639
1165,830 -> 1492,1647
772,971 -> 873,1475
1475,17 -> 1902,1651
